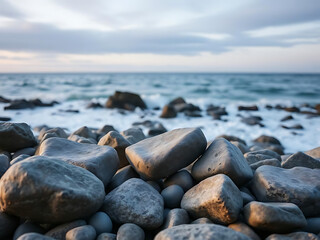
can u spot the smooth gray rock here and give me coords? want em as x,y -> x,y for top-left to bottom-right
102,178 -> 164,229
68,134 -> 96,144
121,127 -> 146,144
241,191 -> 255,205
13,222 -> 45,240
266,232 -> 320,240
0,123 -> 37,152
282,152 -> 320,169
161,185 -> 184,209
66,225 -> 96,240
244,201 -> 307,233
0,156 -> 105,223
39,127 -> 68,142
228,222 -> 261,240
38,137 -> 119,186
231,141 -> 249,154
155,224 -> 251,240
162,208 -> 189,229
0,212 -> 19,239
17,233 -> 55,240
10,154 -> 30,165
12,147 -> 35,159
181,174 -> 243,225
191,218 -> 213,224
217,135 -> 246,146
147,180 -> 161,192
88,212 -> 113,235
250,166 -> 320,217
163,170 -> 194,192
117,223 -> 145,240
71,126 -> 96,140
107,165 -> 139,191
192,138 -> 253,186
250,158 -> 281,170
45,220 -> 86,240
98,131 -> 131,169
305,146 -> 320,159
126,128 -> 207,180
106,91 -> 147,111
0,154 -> 10,177
244,149 -> 281,164
302,218 -> 320,234
97,233 -> 117,240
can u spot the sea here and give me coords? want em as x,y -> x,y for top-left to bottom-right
0,73 -> 320,153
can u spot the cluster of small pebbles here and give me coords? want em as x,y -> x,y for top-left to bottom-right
0,122 -> 320,240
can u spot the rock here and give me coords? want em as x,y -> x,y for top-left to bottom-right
17,233 -> 55,240
228,222 -> 261,240
238,105 -> 258,111
96,233 -> 117,240
148,124 -> 167,136
0,156 -> 105,223
71,126 -> 97,140
161,185 -> 184,209
0,95 -> 11,103
191,218 -> 213,224
241,116 -> 264,126
68,134 -> 96,144
0,154 -> 10,177
0,212 -> 19,239
107,165 -> 139,191
253,135 -> 283,150
155,224 -> 251,240
305,147 -> 320,159
231,141 -> 249,154
244,201 -> 307,233
281,124 -> 304,130
184,110 -> 202,117
266,232 -> 320,240
4,99 -> 35,110
98,131 -> 131,169
88,212 -> 113,235
244,149 -> 281,164
250,166 -> 320,217
96,125 -> 117,137
12,147 -> 35,159
10,154 -> 30,165
38,127 -> 68,142
250,158 -> 281,170
126,128 -> 206,180
147,180 -> 162,192
191,138 -> 253,186
66,225 -> 96,240
303,217 -> 320,234
160,105 -> 177,118
45,220 -> 86,240
282,152 -> 320,169
0,123 -> 37,152
281,115 -> 294,122
163,170 -> 194,192
105,91 -> 147,111
120,128 -> 145,145
174,103 -> 201,113
86,102 -> 103,109
162,208 -> 189,229
169,97 -> 186,106
217,135 -> 246,146
241,191 -> 255,205
117,223 -> 145,240
38,137 -> 119,186
102,178 -> 164,229
283,106 -> 300,112
13,222 -> 45,240
0,117 -> 11,121
181,174 -> 243,225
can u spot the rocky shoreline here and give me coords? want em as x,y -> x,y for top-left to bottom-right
0,119 -> 320,240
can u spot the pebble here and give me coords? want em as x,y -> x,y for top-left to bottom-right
161,185 -> 184,209
88,212 -> 113,235
117,223 -> 145,240
65,225 -> 96,240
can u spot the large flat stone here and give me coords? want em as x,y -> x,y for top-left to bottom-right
125,128 -> 207,180
38,137 -> 119,186
154,224 -> 251,240
244,201 -> 307,233
0,156 -> 105,223
192,138 -> 253,186
250,166 -> 320,217
102,178 -> 164,229
0,123 -> 37,152
181,174 -> 243,225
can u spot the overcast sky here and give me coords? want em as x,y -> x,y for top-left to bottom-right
0,0 -> 320,72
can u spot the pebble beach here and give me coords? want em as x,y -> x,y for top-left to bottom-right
0,74 -> 320,239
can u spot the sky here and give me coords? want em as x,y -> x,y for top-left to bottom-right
0,0 -> 320,73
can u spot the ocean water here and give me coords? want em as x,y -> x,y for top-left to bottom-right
0,73 -> 320,153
